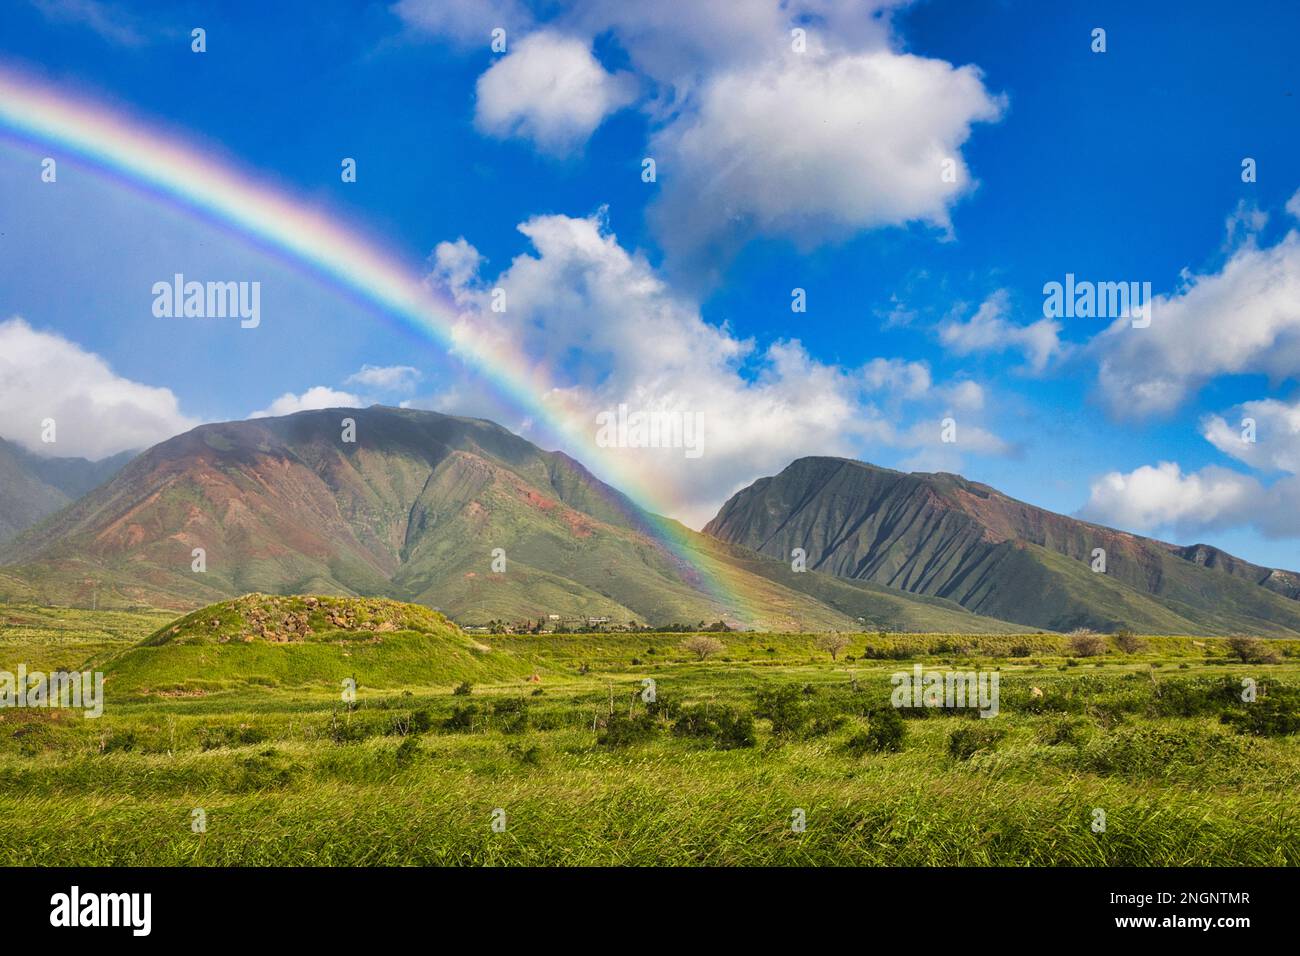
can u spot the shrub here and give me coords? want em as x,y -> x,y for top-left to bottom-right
1010,643 -> 1032,658
493,699 -> 529,735
453,680 -> 473,696
1068,629 -> 1106,657
100,729 -> 138,754
506,742 -> 542,765
947,724 -> 1005,760
1114,629 -> 1146,654
442,703 -> 480,732
326,712 -> 372,744
672,704 -> 756,749
1221,694 -> 1300,737
1037,716 -> 1087,746
681,635 -> 725,661
755,685 -> 807,737
386,709 -> 433,737
597,713 -> 658,748
814,633 -> 852,661
394,737 -> 421,766
1227,636 -> 1282,665
858,706 -> 906,753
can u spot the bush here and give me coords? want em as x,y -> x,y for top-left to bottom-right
755,685 -> 807,737
849,706 -> 906,753
1068,629 -> 1106,658
1221,694 -> 1300,737
1037,716 -> 1088,746
325,711 -> 375,744
394,737 -> 421,766
1114,630 -> 1146,654
947,724 -> 1005,760
505,742 -> 542,765
442,703 -> 480,732
493,698 -> 529,734
681,635 -> 725,660
453,681 -> 473,696
597,712 -> 658,748
100,729 -> 138,754
672,704 -> 756,749
386,709 -> 433,737
1227,636 -> 1282,665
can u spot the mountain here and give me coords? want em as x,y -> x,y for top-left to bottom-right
0,408 -> 1025,632
704,456 -> 1300,636
0,437 -> 134,543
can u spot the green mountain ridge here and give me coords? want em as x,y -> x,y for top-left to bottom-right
703,456 -> 1300,636
0,408 -> 1021,632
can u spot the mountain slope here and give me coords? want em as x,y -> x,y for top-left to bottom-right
0,437 -> 133,543
0,409 -> 1022,632
704,456 -> 1300,636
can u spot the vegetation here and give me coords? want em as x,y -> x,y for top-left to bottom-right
0,600 -> 1298,865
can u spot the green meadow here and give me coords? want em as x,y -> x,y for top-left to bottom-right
0,598 -> 1298,866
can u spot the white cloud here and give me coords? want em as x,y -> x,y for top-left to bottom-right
392,0 -> 533,46
401,1 -> 1003,271
474,30 -> 637,155
939,289 -> 1063,373
941,379 -> 986,412
861,358 -> 931,398
1286,187 -> 1300,221
431,212 -> 1011,525
1080,460 -> 1300,539
0,317 -> 198,459
1080,462 -> 1259,533
1092,219 -> 1300,418
649,49 -> 1003,270
1203,398 -> 1300,475
30,0 -> 149,47
250,386 -> 362,419
344,364 -> 422,393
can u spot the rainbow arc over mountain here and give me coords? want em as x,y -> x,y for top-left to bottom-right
0,65 -> 765,625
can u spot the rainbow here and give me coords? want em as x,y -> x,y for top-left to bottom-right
0,64 -> 761,625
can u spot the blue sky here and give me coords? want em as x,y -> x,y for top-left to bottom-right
2,0 -> 1299,569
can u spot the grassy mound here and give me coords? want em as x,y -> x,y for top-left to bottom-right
141,593 -> 452,646
103,594 -> 537,694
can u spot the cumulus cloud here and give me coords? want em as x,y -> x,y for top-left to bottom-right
474,30 -> 637,155
648,49 -> 1003,270
0,317 -> 198,459
344,364 -> 422,393
861,358 -> 931,398
250,386 -> 362,419
1203,397 -> 1300,474
1081,392 -> 1300,542
1080,462 -> 1259,533
1079,460 -> 1300,540
1091,216 -> 1300,418
399,1 -> 1003,272
429,212 -> 1011,525
939,289 -> 1063,373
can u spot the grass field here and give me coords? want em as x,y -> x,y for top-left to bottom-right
1,601 -> 1298,865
